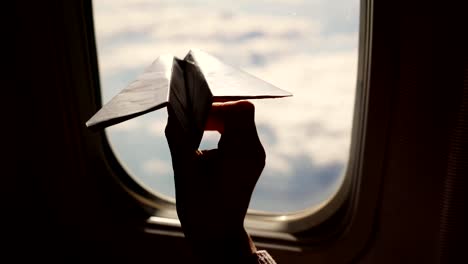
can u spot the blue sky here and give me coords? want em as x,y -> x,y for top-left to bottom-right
92,0 -> 359,213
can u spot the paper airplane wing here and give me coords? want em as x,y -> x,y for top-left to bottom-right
85,54 -> 175,130
186,49 -> 291,100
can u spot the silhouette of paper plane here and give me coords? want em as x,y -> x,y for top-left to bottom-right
86,49 -> 291,148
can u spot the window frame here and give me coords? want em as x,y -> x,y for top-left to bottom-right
92,0 -> 387,256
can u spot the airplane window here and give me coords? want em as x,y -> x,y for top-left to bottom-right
92,0 -> 359,213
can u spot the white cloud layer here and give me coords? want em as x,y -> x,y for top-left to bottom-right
95,0 -> 359,212
143,158 -> 173,175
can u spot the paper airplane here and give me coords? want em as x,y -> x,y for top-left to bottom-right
86,49 -> 291,149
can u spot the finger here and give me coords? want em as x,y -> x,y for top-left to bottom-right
221,100 -> 256,135
205,101 -> 256,134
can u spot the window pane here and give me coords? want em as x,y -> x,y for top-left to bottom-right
93,0 -> 359,213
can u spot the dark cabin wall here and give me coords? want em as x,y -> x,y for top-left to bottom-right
11,1 -> 192,262
10,0 -> 467,263
359,1 -> 467,263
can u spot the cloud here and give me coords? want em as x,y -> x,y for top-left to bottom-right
147,118 -> 167,135
108,116 -> 144,132
93,0 -> 359,212
143,158 -> 173,175
199,131 -> 221,150
253,154 -> 345,212
92,2 -> 332,75
247,51 -> 357,168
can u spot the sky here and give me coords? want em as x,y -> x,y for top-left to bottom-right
92,0 -> 359,213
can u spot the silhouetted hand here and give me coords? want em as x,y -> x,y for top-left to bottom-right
165,101 -> 265,263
